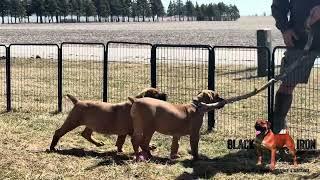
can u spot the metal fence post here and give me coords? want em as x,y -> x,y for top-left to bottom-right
267,47 -> 273,123
103,44 -> 108,102
269,47 -> 276,126
208,47 -> 215,131
151,45 -> 157,88
6,47 -> 11,112
58,47 -> 62,112
257,29 -> 272,77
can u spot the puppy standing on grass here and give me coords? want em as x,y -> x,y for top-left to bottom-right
50,88 -> 167,152
254,119 -> 297,170
128,90 -> 225,161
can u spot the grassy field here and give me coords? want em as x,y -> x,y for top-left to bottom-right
0,57 -> 319,179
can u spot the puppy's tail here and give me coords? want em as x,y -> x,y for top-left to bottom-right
66,94 -> 79,105
128,96 -> 137,104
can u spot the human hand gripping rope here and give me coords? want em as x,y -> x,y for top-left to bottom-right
200,24 -> 316,110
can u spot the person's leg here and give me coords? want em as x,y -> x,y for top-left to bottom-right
273,83 -> 296,134
273,49 -> 318,134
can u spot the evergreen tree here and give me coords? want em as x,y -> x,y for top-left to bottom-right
194,2 -> 202,21
23,0 -> 32,23
229,5 -> 240,20
94,0 -> 101,21
100,0 -> 110,22
110,0 -> 121,22
70,0 -> 78,22
184,0 -> 194,21
0,0 -> 9,24
83,0 -> 96,22
136,0 -> 149,22
0,0 -> 239,24
57,0 -> 69,22
10,0 -> 25,23
70,0 -> 83,22
156,0 -> 164,21
217,2 -> 227,20
121,0 -> 131,22
131,0 -> 138,21
150,0 -> 158,21
31,0 -> 45,23
45,0 -> 58,22
167,0 -> 173,17
176,0 -> 183,21
206,3 -> 213,21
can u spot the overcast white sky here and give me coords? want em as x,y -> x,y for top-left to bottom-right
162,0 -> 272,16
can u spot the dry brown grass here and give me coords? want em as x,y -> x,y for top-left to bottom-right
0,59 -> 319,179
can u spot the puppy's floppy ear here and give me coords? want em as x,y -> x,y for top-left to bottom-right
135,91 -> 146,98
160,93 -> 167,101
128,97 -> 136,103
254,122 -> 260,130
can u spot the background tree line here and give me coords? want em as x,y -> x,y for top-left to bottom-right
0,0 -> 240,24
168,0 -> 239,21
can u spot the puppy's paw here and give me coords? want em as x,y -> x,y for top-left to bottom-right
49,146 -> 57,152
149,144 -> 157,151
135,151 -> 151,162
95,141 -> 105,147
117,149 -> 123,153
269,165 -> 275,171
170,154 -> 181,160
46,148 -> 54,153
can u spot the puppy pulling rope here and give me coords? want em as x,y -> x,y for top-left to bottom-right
201,28 -> 316,110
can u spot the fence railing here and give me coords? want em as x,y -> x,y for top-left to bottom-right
213,46 -> 272,138
1,42 -> 319,146
9,44 -> 59,113
154,44 -> 215,130
106,42 -> 152,103
61,42 -> 105,112
0,45 -> 6,112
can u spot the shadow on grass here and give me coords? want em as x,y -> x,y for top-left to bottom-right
48,148 -> 120,158
176,150 -> 268,179
0,111 -> 8,114
176,149 -> 320,179
47,148 -> 177,168
47,148 -> 131,165
296,150 -> 320,163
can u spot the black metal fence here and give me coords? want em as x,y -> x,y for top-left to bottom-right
61,43 -> 105,111
9,44 -> 59,112
106,42 -> 152,103
0,45 -> 6,112
214,46 -> 271,139
154,44 -> 214,130
154,44 -> 211,102
0,42 -> 319,145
